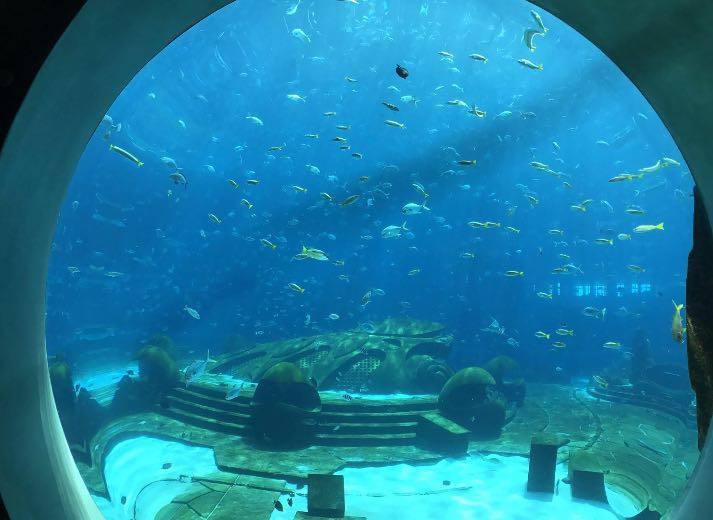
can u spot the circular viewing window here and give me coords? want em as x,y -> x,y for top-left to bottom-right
45,1 -> 698,519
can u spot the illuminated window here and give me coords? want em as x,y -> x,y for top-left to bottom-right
575,284 -> 591,297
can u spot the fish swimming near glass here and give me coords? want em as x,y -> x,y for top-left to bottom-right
672,300 -> 685,343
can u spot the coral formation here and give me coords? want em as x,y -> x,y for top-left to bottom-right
111,338 -> 179,415
438,366 -> 507,438
49,356 -> 106,447
147,333 -> 174,354
250,362 -> 321,447
484,355 -> 519,386
135,344 -> 179,390
213,318 -> 453,395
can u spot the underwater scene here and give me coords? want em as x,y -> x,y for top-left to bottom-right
46,1 -> 698,519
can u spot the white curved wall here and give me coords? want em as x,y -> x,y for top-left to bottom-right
0,1 -> 231,518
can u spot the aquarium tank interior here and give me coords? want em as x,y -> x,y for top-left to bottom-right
44,1 -> 698,518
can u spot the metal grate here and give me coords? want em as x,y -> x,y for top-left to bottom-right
296,349 -> 329,370
336,352 -> 382,390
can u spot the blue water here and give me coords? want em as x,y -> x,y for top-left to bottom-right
46,0 -> 693,383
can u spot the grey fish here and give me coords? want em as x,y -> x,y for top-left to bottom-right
184,350 -> 212,387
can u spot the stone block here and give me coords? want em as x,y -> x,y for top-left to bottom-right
294,513 -> 366,520
527,433 -> 569,494
416,411 -> 469,455
569,450 -> 607,503
308,473 -> 345,517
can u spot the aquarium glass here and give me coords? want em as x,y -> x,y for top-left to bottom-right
45,1 -> 698,519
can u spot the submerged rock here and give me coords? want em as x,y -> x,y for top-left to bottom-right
250,362 -> 321,448
438,367 -> 507,438
686,186 -> 713,448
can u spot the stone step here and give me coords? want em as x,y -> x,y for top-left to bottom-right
172,388 -> 432,423
176,384 -> 437,413
169,387 -> 251,412
314,432 -> 417,447
320,400 -> 437,413
164,395 -> 251,424
318,421 -> 417,435
416,411 -> 470,455
160,406 -> 416,446
165,395 -> 418,435
176,384 -> 252,405
320,410 -> 423,423
158,407 -> 248,436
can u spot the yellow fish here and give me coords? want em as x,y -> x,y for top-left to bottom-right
260,239 -> 277,250
247,179 -> 260,185
634,223 -> 664,233
518,58 -> 543,70
535,331 -> 550,339
241,199 -> 254,210
320,192 -> 333,201
602,341 -> 621,349
294,246 -> 329,261
412,182 -> 429,198
672,300 -> 685,343
505,270 -> 524,277
227,179 -> 239,188
609,173 -> 644,182
593,375 -> 608,388
595,238 -> 613,245
292,185 -> 308,193
288,283 -> 305,293
109,144 -> 143,166
340,194 -> 360,206
208,213 -> 221,224
537,292 -> 553,299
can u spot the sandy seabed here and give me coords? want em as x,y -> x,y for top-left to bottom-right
94,436 -> 638,520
